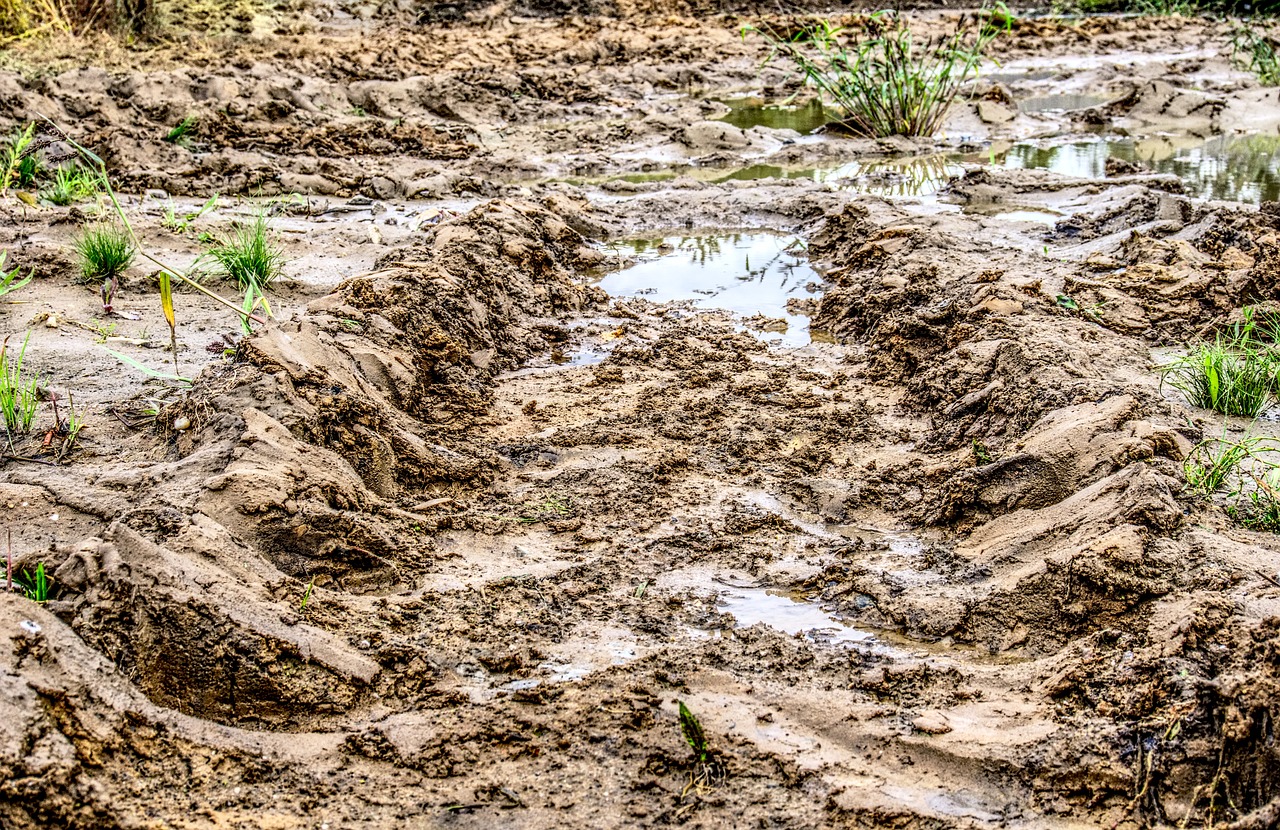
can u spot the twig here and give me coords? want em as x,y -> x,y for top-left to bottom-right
1254,568 -> 1280,589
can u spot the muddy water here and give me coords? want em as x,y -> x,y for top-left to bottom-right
716,97 -> 830,134
718,586 -> 876,645
595,232 -> 821,345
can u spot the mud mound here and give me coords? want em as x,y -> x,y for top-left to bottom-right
2,199 -> 603,743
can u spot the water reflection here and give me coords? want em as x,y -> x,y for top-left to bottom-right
716,98 -> 830,134
998,133 -> 1280,203
596,233 -> 821,346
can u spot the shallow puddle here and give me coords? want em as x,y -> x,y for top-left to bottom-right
994,133 -> 1280,203
594,232 -> 822,346
718,586 -> 876,646
716,97 -> 830,134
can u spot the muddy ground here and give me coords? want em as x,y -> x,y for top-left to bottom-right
2,3 -> 1280,828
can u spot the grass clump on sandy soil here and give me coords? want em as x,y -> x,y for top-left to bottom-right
1185,432 -> 1280,531
1158,309 -> 1279,418
206,213 -> 282,291
73,223 -> 135,285
746,6 -> 1010,138
42,163 -> 99,205
205,212 -> 280,333
0,333 -> 40,439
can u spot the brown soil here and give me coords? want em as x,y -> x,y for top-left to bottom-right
1,2 -> 1280,829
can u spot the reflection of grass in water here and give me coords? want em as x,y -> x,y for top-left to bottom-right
1000,135 -> 1280,203
717,99 -> 830,135
836,154 -> 961,197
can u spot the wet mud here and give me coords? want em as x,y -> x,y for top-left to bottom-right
2,3 -> 1280,829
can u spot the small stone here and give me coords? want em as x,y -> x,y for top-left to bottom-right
173,415 -> 192,431
911,711 -> 952,735
976,100 -> 1017,125
45,314 -> 59,328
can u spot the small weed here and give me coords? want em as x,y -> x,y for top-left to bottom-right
205,212 -> 281,334
164,115 -> 198,147
1133,0 -> 1198,13
74,223 -> 135,285
0,124 -> 35,193
12,561 -> 52,603
1158,310 -> 1278,418
13,153 -> 40,188
0,333 -> 40,440
678,701 -> 710,764
746,6 -> 1010,138
1184,433 -> 1264,497
346,106 -> 367,117
0,251 -> 33,298
972,439 -> 992,465
1184,427 -> 1280,533
62,391 -> 85,452
1232,21 -> 1280,87
676,700 -> 726,811
161,193 -> 218,234
1230,480 -> 1280,531
41,164 -> 99,206
300,576 -> 316,614
91,321 -> 118,343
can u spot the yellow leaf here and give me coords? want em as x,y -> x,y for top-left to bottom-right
159,272 -> 176,329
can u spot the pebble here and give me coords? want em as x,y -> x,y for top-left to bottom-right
911,712 -> 953,735
173,416 -> 192,431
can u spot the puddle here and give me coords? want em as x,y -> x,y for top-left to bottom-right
1016,93 -> 1112,113
716,97 -> 830,135
594,232 -> 822,346
718,586 -> 876,646
993,132 -> 1280,203
578,124 -> 1280,207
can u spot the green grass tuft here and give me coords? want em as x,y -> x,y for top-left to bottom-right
1158,309 -> 1280,418
73,223 -> 135,284
206,213 -> 283,291
1232,21 -> 1280,87
164,115 -> 198,147
0,332 -> 40,438
42,164 -> 100,206
746,6 -> 1009,138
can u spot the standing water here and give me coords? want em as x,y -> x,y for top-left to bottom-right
595,233 -> 823,346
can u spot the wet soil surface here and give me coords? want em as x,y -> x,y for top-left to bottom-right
2,4 -> 1280,829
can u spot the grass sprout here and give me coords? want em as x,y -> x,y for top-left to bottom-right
42,164 -> 99,206
74,223 -> 135,285
746,6 -> 1010,138
12,561 -> 52,603
164,115 -> 198,147
0,251 -> 33,298
679,701 -> 710,764
161,193 -> 218,233
0,332 -> 40,439
300,576 -> 316,613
